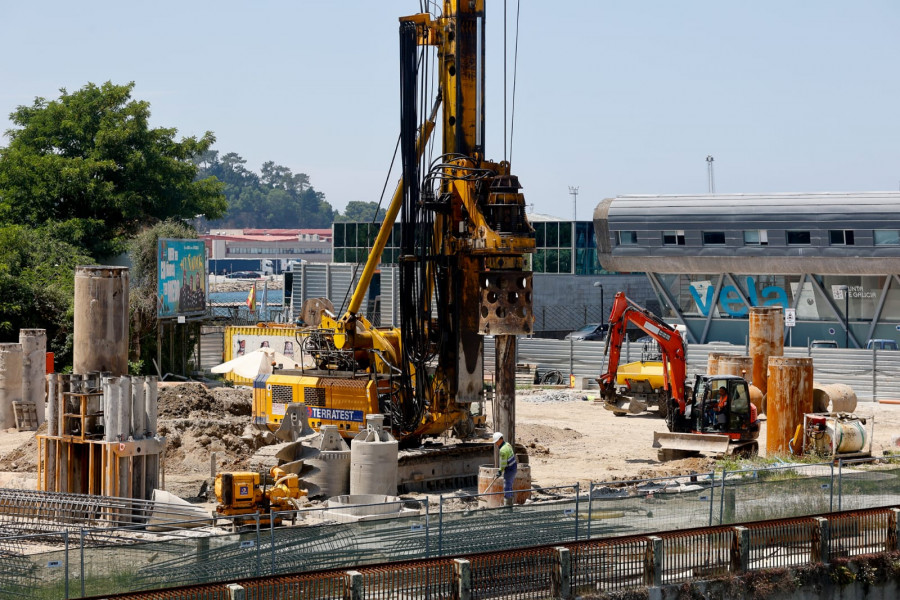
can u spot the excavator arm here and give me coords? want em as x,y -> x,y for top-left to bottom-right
598,292 -> 688,416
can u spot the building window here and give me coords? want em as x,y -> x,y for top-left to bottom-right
829,230 -> 855,245
616,231 -> 638,245
787,231 -> 811,245
874,230 -> 900,246
743,230 -> 768,245
702,231 -> 726,245
662,230 -> 685,245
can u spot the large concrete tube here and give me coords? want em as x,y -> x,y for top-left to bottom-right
350,415 -> 399,496
131,376 -> 147,438
117,377 -> 133,439
706,352 -> 732,375
749,307 -> 784,391
0,344 -> 24,429
73,266 -> 129,376
767,357 -> 813,455
104,377 -> 120,443
19,329 -> 47,426
812,382 -> 858,413
144,376 -> 159,435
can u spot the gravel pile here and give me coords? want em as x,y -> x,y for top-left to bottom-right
517,389 -> 591,404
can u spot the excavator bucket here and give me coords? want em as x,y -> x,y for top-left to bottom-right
653,431 -> 731,460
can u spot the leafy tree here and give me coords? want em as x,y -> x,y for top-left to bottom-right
128,220 -> 198,374
0,81 -> 227,257
0,225 -> 92,365
335,201 -> 387,223
197,153 -> 335,229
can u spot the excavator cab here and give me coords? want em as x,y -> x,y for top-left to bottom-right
689,375 -> 756,435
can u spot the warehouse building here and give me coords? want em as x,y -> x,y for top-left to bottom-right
593,191 -> 900,347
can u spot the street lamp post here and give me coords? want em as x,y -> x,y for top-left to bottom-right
838,285 -> 850,348
593,281 -> 605,325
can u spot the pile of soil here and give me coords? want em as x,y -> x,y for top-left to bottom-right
0,424 -> 45,472
157,383 -> 256,475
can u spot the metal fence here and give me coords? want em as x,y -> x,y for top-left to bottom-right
480,337 -> 900,400
65,507 -> 900,600
5,462 -> 900,598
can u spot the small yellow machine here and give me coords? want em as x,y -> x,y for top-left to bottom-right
214,466 -> 307,525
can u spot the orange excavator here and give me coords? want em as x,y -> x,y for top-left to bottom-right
598,293 -> 760,460
598,292 -> 688,419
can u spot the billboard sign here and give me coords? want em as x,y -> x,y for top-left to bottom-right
158,238 -> 207,318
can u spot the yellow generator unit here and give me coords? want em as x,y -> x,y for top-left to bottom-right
215,472 -> 262,513
215,467 -> 307,523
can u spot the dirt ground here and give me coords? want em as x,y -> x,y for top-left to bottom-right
1,383 -> 898,499
507,387 -> 900,487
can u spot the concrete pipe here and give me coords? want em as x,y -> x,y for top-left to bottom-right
767,357 -> 813,455
19,329 -> 47,426
0,344 -> 24,429
73,266 -> 129,376
750,307 -> 784,394
350,415 -> 398,496
812,383 -> 858,413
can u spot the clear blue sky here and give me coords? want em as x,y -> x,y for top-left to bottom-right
2,1 -> 899,220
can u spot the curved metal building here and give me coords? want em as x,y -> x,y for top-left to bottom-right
593,192 -> 900,346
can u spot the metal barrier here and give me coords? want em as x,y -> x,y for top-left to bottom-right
71,507 -> 900,600
470,547 -> 558,600
571,536 -> 649,594
7,466 -> 900,598
658,527 -> 735,584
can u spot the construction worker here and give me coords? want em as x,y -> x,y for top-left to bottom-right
714,386 -> 729,429
492,432 -> 518,506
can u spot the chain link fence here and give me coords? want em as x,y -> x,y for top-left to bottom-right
4,461 -> 900,598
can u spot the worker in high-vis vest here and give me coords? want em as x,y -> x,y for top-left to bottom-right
492,431 -> 518,506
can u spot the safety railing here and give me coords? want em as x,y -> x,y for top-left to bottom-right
90,507 -> 900,600
7,464 -> 900,598
657,527 -> 735,584
571,535 -> 649,594
745,517 -> 819,570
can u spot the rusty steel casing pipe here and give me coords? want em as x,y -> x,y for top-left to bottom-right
717,355 -> 753,378
749,306 -> 784,393
706,352 -> 733,376
767,356 -> 813,455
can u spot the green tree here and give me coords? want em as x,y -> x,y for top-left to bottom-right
0,81 -> 227,257
335,200 -> 387,223
197,153 -> 335,229
0,224 -> 92,365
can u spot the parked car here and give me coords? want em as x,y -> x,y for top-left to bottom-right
224,271 -> 261,279
564,323 -> 609,341
866,339 -> 899,350
810,340 -> 839,349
